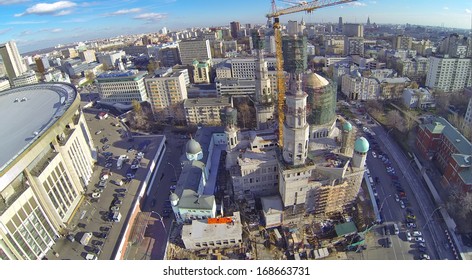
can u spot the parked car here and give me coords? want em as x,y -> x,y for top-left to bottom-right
420,254 -> 430,260
110,206 -> 120,211
407,223 -> 417,229
399,200 -> 405,209
406,231 -> 412,241
91,192 -> 101,199
415,237 -> 425,242
66,234 -> 75,242
412,231 -> 423,237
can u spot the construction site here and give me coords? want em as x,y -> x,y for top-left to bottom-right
161,0 -> 374,260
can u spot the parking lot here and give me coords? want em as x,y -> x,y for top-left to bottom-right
45,109 -> 163,260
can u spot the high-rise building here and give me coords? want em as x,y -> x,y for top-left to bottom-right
0,41 -> 27,83
338,17 -> 343,32
34,56 -> 50,74
252,31 -> 274,130
145,69 -> 188,119
178,39 -> 212,66
79,50 -> 96,63
343,23 -> 364,37
426,56 -> 471,92
287,20 -> 299,36
464,97 -> 472,127
230,21 -> 240,39
344,37 -> 365,56
60,48 -> 78,59
159,46 -> 181,67
394,35 -> 413,50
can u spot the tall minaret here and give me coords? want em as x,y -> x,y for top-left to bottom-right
282,74 -> 309,166
252,30 -> 274,130
220,106 -> 239,151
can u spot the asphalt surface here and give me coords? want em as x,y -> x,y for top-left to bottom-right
46,108 -> 162,260
346,107 -> 456,260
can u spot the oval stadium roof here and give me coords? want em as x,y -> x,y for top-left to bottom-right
0,83 -> 77,172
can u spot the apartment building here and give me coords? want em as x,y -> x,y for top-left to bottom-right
426,56 -> 471,93
145,69 -> 188,119
178,39 -> 212,66
183,96 -> 232,126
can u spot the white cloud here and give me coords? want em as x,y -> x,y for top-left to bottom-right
370,1 -> 377,3
0,28 -> 13,35
0,0 -> 29,5
443,7 -> 449,10
15,1 -> 77,17
107,8 -> 142,16
348,2 -> 367,6
466,9 -> 471,14
7,20 -> 48,25
133,13 -> 167,23
50,28 -> 63,33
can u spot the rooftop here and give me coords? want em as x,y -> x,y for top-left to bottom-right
181,211 -> 242,241
183,97 -> 232,108
0,83 -> 77,172
424,117 -> 471,154
178,189 -> 214,210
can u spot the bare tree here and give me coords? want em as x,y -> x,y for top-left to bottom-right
171,102 -> 186,126
386,110 -> 406,132
238,102 -> 251,129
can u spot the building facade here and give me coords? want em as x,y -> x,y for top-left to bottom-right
0,83 -> 96,260
0,41 -> 27,83
178,39 -> 212,66
96,70 -> 148,104
426,56 -> 471,93
145,70 -> 188,119
184,96 -> 232,126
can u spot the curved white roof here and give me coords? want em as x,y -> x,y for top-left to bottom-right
0,83 -> 77,172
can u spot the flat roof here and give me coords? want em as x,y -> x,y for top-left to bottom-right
0,83 -> 77,172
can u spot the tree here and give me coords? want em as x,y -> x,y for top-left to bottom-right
85,71 -> 95,83
386,110 -> 405,132
238,102 -> 251,129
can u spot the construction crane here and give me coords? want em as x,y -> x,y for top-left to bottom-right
266,0 -> 356,147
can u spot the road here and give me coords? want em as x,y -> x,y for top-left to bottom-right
343,107 -> 454,260
370,124 -> 455,260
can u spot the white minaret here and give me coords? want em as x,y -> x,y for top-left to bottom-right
253,31 -> 274,130
221,106 -> 239,151
282,75 -> 309,166
352,137 -> 369,168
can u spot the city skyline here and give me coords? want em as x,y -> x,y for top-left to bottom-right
0,0 -> 470,53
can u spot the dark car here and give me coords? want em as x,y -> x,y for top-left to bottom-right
100,226 -> 110,232
114,193 -> 125,198
97,232 -> 108,239
66,234 -> 75,242
113,199 -> 122,206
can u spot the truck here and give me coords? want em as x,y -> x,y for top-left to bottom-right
80,232 -> 92,245
117,155 -> 128,170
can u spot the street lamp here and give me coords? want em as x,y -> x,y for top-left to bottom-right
386,127 -> 394,137
167,162 -> 177,180
379,194 -> 392,213
422,206 -> 442,231
150,211 -> 167,234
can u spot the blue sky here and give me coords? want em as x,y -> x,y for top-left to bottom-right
0,0 -> 470,53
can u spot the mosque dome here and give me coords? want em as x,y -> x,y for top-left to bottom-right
186,138 -> 202,155
354,137 -> 370,153
343,121 -> 352,132
305,72 -> 329,88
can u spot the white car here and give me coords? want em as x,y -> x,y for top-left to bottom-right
406,231 -> 412,241
420,254 -> 430,260
415,237 -> 425,242
399,200 -> 405,209
372,151 -> 377,158
412,231 -> 422,237
92,192 -> 101,199
395,194 -> 400,202
85,253 -> 97,260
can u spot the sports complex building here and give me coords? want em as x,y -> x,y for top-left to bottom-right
0,83 -> 96,260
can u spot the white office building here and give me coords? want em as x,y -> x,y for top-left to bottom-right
96,70 -> 148,104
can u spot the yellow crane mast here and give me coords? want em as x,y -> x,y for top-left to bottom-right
266,0 -> 356,147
